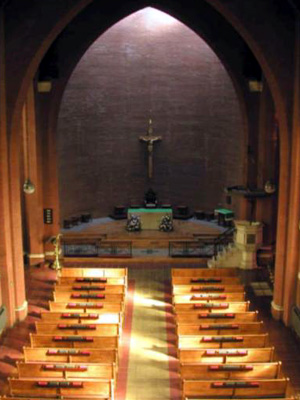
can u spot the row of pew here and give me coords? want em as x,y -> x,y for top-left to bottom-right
171,267 -> 293,400
3,267 -> 128,400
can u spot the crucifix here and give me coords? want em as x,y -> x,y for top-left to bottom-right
139,118 -> 162,179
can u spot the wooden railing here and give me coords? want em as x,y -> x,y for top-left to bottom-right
169,227 -> 235,258
61,235 -> 132,258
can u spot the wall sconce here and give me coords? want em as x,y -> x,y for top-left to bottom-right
23,179 -> 35,194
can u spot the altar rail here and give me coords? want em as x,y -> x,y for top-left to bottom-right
169,227 -> 235,258
62,237 -> 132,258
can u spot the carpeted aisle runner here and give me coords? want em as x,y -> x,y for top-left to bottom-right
119,267 -> 180,400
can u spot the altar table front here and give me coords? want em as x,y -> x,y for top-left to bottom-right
127,208 -> 173,230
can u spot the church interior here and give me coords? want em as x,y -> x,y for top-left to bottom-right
1,0 -> 300,399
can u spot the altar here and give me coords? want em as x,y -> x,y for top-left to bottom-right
128,208 -> 173,230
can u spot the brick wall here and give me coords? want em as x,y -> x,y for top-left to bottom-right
57,8 -> 244,219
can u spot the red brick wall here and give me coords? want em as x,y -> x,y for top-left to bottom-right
57,8 -> 244,219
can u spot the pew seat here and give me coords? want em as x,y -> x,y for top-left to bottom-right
180,361 -> 282,380
178,347 -> 275,364
23,347 -> 118,364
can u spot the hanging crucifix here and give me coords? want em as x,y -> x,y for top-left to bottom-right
139,118 -> 162,179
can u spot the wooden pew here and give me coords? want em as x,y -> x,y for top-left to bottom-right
8,377 -> 114,399
54,284 -> 125,294
53,292 -> 124,303
174,301 -> 250,313
172,268 -> 239,278
35,322 -> 120,337
173,284 -> 245,294
182,378 -> 289,399
178,347 -> 275,364
178,333 -> 269,349
17,361 -> 116,380
58,276 -> 126,286
23,347 -> 118,364
172,276 -> 241,285
40,311 -> 122,325
175,311 -> 259,324
180,361 -> 282,380
173,293 -> 246,303
49,301 -> 123,313
60,267 -> 127,279
184,398 -> 293,400
177,322 -> 264,335
30,333 -> 119,349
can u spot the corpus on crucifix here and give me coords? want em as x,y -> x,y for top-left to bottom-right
139,118 -> 162,179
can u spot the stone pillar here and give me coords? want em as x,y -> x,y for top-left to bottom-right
22,84 -> 45,265
234,220 -> 263,269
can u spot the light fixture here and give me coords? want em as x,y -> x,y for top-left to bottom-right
23,179 -> 35,194
264,180 -> 276,194
23,105 -> 36,195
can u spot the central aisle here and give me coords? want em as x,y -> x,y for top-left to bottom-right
124,268 -> 178,400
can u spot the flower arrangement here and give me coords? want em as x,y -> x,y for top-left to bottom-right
126,214 -> 141,232
159,215 -> 173,232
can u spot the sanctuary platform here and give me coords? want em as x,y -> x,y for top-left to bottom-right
61,217 -> 226,262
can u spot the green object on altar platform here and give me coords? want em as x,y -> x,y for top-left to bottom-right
128,208 -> 172,213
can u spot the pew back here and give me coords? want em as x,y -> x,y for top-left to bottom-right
178,334 -> 269,349
177,322 -> 264,335
180,361 -> 282,380
171,268 -> 239,278
23,347 -> 118,364
30,334 -> 119,349
49,301 -> 123,313
175,311 -> 258,324
9,378 -> 114,399
53,292 -> 124,303
40,312 -> 121,324
174,301 -> 250,313
17,361 -> 116,380
35,322 -> 120,336
173,284 -> 244,294
182,378 -> 289,399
